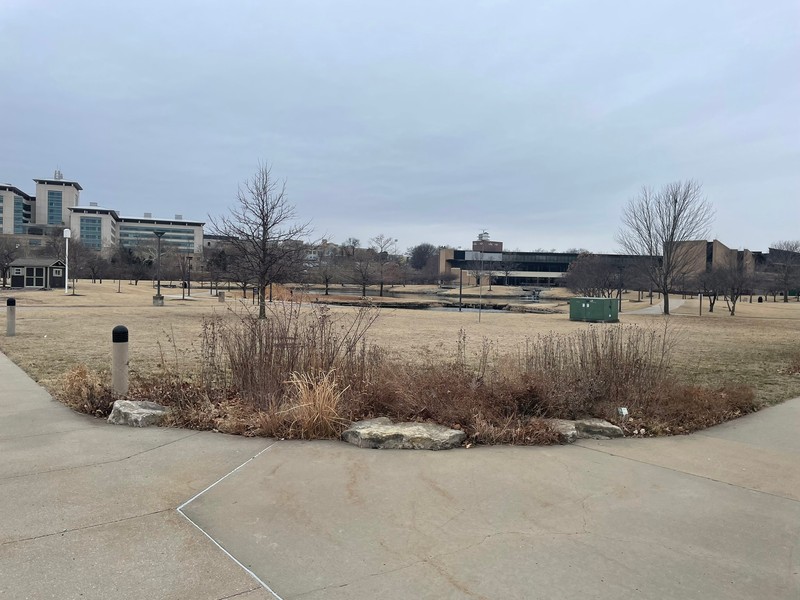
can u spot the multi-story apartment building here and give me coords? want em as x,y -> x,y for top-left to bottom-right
0,184 -> 34,235
0,172 -> 204,254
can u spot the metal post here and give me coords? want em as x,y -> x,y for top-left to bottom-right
153,230 -> 165,305
478,250 -> 483,323
63,228 -> 71,294
112,325 -> 129,396
156,236 -> 163,297
187,257 -> 191,297
458,269 -> 463,312
6,298 -> 16,337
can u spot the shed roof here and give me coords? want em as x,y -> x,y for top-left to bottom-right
9,258 -> 66,268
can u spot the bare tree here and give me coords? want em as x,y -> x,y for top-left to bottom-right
310,256 -> 342,295
717,262 -> 754,316
500,261 -> 521,286
768,240 -> 800,302
349,248 -> 376,296
408,243 -> 438,271
43,228 -> 66,261
0,238 -> 19,288
209,162 -> 311,318
226,247 -> 256,297
204,247 -> 229,295
342,237 -> 360,257
85,249 -> 107,283
693,269 -> 720,313
370,234 -> 397,297
616,180 -> 714,315
562,253 -> 619,298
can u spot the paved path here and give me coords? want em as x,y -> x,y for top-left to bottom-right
627,298 -> 685,315
0,351 -> 275,600
1,350 -> 798,599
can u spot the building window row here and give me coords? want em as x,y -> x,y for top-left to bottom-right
80,217 -> 103,250
47,190 -> 63,225
14,196 -> 27,234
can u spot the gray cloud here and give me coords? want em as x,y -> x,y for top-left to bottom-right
1,0 -> 797,253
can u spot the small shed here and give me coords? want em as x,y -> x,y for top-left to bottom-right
9,258 -> 66,289
569,297 -> 619,323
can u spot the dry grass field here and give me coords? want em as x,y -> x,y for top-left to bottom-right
1,281 -> 799,407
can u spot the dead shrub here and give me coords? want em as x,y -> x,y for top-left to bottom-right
619,383 -> 759,436
57,364 -> 114,417
204,300 -> 378,409
57,306 -> 761,445
787,352 -> 800,375
470,415 -> 560,445
514,323 -> 678,418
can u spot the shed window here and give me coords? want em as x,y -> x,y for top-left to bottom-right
53,268 -> 63,277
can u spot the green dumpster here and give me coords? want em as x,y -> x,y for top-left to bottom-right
569,297 -> 619,323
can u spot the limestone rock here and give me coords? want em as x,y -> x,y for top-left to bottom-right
548,419 -> 578,444
107,400 -> 169,427
574,418 -> 624,439
342,419 -> 465,450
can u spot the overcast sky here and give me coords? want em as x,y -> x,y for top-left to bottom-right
1,0 -> 797,253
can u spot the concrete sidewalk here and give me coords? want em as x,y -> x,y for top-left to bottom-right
184,406 -> 800,599
2,348 -> 799,599
0,351 -> 275,600
627,298 -> 685,315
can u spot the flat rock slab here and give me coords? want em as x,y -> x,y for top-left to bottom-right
107,400 -> 170,427
575,418 -> 623,439
549,419 -> 579,444
547,418 -> 623,443
342,418 -> 466,450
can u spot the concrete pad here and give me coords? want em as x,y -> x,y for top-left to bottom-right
0,350 -> 277,599
0,510 -> 266,600
579,398 -> 800,501
0,424 -> 197,479
0,432 -> 272,543
579,435 -> 800,501
184,441 -> 800,600
698,397 -> 800,454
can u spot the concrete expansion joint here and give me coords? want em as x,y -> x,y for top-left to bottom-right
2,508 -> 171,546
577,444 -> 800,503
177,441 -> 282,599
216,587 -> 262,600
0,425 -> 99,442
0,430 -> 201,483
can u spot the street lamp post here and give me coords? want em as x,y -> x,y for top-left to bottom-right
63,228 -> 71,294
154,230 -> 165,305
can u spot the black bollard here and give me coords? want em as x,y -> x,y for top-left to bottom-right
112,325 -> 129,396
6,298 -> 16,337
